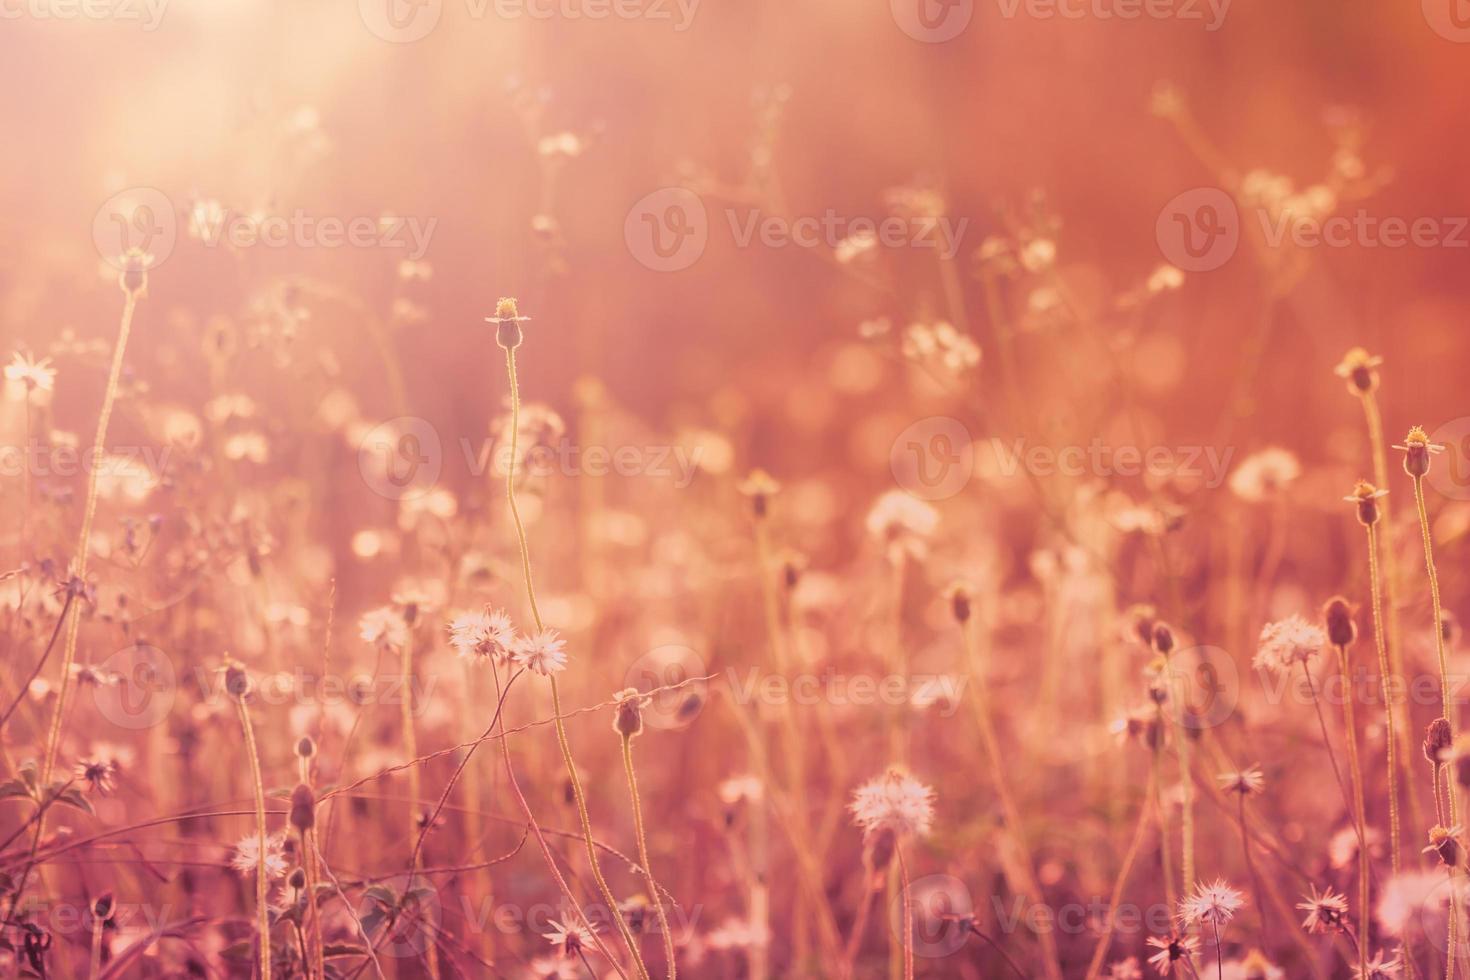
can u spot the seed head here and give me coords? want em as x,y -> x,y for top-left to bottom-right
1425,825 -> 1462,868
289,783 -> 316,833
224,663 -> 252,701
1322,597 -> 1357,648
288,867 -> 307,891
1426,718 -> 1453,764
1151,622 -> 1175,656
296,736 -> 316,760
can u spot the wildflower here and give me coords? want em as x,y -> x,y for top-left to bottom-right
119,247 -> 153,296
73,757 -> 119,795
1354,950 -> 1403,979
1146,264 -> 1185,293
5,352 -> 56,393
738,469 -> 780,519
865,490 -> 939,551
447,608 -> 517,664
848,768 -> 935,839
1217,764 -> 1265,796
1145,932 -> 1199,976
1395,425 -> 1445,479
229,831 -> 289,879
944,581 -> 973,623
1376,870 -> 1456,937
514,628 -> 569,676
1424,824 -> 1462,868
612,687 -> 648,738
1254,615 -> 1326,673
1297,884 -> 1350,934
1345,480 -> 1389,527
486,296 -> 531,350
359,605 -> 408,649
1107,958 -> 1144,980
1227,448 -> 1301,502
1178,878 -> 1245,925
1334,347 -> 1383,396
541,918 -> 597,959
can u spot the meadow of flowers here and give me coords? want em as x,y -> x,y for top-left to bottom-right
3,1 -> 1470,978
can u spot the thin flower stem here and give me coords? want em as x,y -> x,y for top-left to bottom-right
39,289 -> 137,789
503,341 -> 650,980
1237,794 -> 1269,943
963,618 -> 1063,980
1335,643 -> 1369,979
1300,660 -> 1357,834
1414,477 -> 1456,769
1361,391 -> 1424,835
620,733 -> 676,979
1082,767 -> 1156,980
1212,920 -> 1224,980
1367,522 -> 1402,873
896,845 -> 914,980
1151,708 -> 1178,913
841,877 -> 878,980
237,694 -> 272,980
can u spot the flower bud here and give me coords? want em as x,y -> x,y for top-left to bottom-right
1426,718 -> 1454,764
1323,597 -> 1357,648
492,297 -> 523,350
1151,622 -> 1175,656
612,688 -> 645,739
289,783 -> 316,833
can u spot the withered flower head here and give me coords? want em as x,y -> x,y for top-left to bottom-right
1333,346 -> 1382,395
738,469 -> 780,520
945,581 -> 973,624
1426,718 -> 1454,764
1425,824 -> 1462,868
289,783 -> 316,833
1345,480 -> 1388,527
1151,622 -> 1175,656
486,296 -> 531,350
612,687 -> 647,740
1322,596 -> 1358,649
1395,425 -> 1445,479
